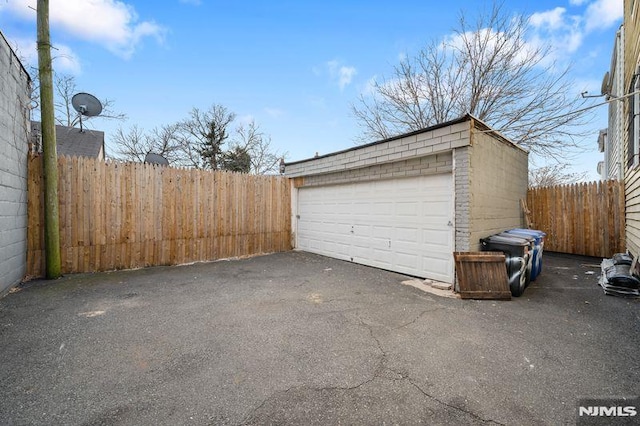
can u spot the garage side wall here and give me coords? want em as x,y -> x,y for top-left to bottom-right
0,35 -> 30,295
468,132 -> 529,251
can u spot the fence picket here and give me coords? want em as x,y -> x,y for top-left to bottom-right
527,180 -> 625,257
26,155 -> 292,277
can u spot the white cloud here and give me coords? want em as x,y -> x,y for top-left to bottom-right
530,7 -> 567,30
338,66 -> 357,90
325,59 -> 357,90
584,0 -> 623,31
527,1 -> 622,59
52,44 -> 82,74
0,0 -> 165,59
10,37 -> 81,75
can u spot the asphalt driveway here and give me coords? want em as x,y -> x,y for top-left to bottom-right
0,251 -> 638,425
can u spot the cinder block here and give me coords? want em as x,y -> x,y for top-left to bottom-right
387,152 -> 402,161
401,135 -> 417,145
416,146 -> 434,156
450,121 -> 470,133
433,126 -> 452,138
400,149 -> 417,159
431,141 -> 452,152
416,131 -> 434,143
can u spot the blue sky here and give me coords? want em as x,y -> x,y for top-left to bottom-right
0,0 -> 623,179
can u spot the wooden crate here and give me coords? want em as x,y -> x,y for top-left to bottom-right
454,252 -> 511,300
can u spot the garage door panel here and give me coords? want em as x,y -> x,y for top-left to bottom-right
296,174 -> 454,282
372,226 -> 392,239
396,202 -> 419,217
372,202 -> 393,216
394,252 -> 419,270
420,258 -> 450,276
422,229 -> 451,245
395,228 -> 419,243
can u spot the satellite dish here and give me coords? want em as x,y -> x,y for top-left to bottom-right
601,71 -> 611,97
71,92 -> 102,132
144,152 -> 169,166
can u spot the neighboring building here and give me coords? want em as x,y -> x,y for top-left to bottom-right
597,129 -> 608,180
600,25 -> 625,181
284,115 -> 528,285
31,121 -> 105,160
0,32 -> 30,295
624,0 -> 640,257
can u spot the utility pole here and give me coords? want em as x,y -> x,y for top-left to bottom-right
36,0 -> 61,279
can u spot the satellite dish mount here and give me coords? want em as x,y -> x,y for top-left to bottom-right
581,72 -> 611,99
71,92 -> 103,132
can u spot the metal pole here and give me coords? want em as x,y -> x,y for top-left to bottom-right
37,0 -> 61,279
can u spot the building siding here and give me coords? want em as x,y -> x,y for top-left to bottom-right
0,33 -> 30,295
606,26 -> 624,180
624,0 -> 640,257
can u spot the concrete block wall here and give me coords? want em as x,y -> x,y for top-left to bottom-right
453,147 -> 471,252
285,119 -> 470,178
299,153 -> 452,187
0,33 -> 30,295
467,130 -> 529,251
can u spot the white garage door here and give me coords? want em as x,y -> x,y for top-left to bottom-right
296,174 -> 454,282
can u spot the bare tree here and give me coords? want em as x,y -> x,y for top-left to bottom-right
352,3 -> 592,159
231,120 -> 287,174
28,71 -> 126,127
176,104 -> 236,169
528,163 -> 587,188
112,106 -> 285,173
113,124 -> 184,164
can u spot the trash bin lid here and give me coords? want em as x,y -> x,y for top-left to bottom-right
482,234 -> 530,246
506,230 -> 541,243
496,232 -> 534,243
509,228 -> 547,237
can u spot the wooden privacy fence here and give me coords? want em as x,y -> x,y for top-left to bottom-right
527,180 -> 625,258
27,155 -> 291,277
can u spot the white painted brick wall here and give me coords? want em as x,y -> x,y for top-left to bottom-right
299,153 -> 453,187
285,119 -> 471,178
0,34 -> 30,295
453,148 -> 471,252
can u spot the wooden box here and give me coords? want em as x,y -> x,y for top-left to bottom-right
453,252 -> 511,300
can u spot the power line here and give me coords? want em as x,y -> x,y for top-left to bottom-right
478,90 -> 640,134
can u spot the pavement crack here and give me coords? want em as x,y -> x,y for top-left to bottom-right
405,377 -> 506,425
357,315 -> 387,376
394,309 -> 433,329
240,318 -> 387,425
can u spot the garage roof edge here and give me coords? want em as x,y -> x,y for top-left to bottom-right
285,115 -> 473,167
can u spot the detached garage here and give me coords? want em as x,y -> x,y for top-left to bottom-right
284,115 -> 528,284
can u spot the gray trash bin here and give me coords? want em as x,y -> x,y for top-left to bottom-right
480,233 -> 533,297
